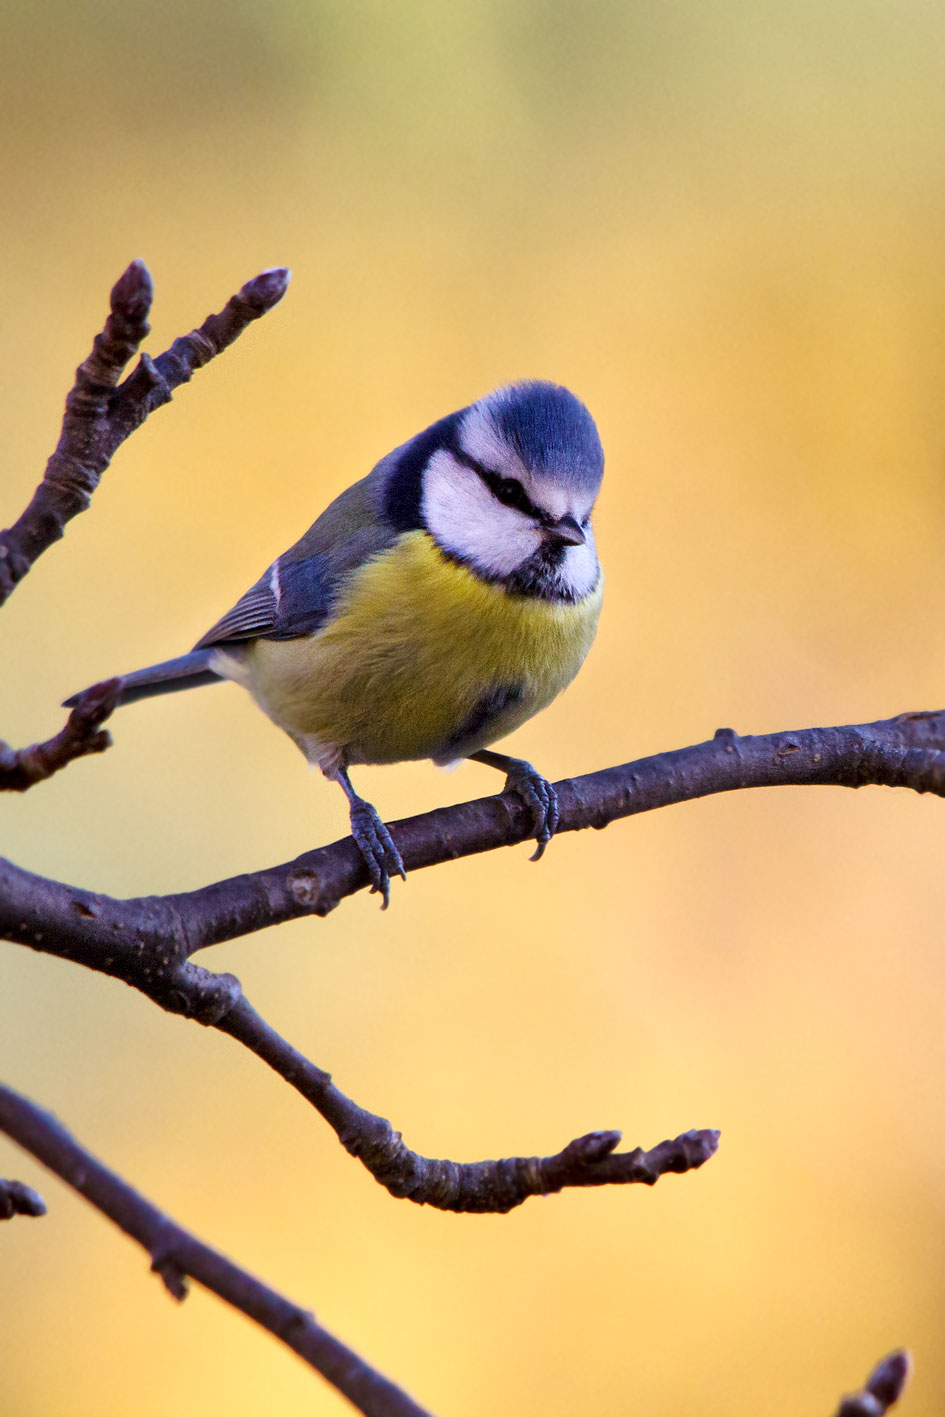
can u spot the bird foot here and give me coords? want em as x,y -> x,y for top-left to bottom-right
502,760 -> 560,861
348,799 -> 406,909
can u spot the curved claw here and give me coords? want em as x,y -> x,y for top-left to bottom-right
348,799 -> 407,909
503,762 -> 560,861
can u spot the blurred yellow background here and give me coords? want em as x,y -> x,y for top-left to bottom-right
3,2 -> 945,1413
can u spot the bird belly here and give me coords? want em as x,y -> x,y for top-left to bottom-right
242,531 -> 602,767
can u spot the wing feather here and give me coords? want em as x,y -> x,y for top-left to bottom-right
194,576 -> 280,647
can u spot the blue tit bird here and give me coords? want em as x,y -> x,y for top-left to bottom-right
66,380 -> 605,905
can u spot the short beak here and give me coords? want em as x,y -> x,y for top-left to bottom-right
545,514 -> 586,548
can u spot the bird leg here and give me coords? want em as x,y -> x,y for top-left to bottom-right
469,749 -> 560,861
332,767 -> 406,909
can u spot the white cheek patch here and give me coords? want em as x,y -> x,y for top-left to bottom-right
422,449 -> 543,577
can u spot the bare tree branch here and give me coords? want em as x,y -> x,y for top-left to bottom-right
2,708 -> 944,961
0,680 -> 121,791
14,699 -> 943,1210
0,1083 -> 432,1417
834,1351 -> 911,1416
0,1176 -> 47,1220
0,261 -> 289,605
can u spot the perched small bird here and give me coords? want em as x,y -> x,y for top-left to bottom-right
66,381 -> 604,905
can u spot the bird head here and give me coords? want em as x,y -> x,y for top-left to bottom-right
416,381 -> 604,601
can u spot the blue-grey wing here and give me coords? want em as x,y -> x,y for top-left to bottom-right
192,557 -> 331,647
192,468 -> 399,649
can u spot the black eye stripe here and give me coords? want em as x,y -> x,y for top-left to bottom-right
449,444 -> 546,522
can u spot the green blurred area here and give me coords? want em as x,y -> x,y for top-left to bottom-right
3,3 -> 945,1414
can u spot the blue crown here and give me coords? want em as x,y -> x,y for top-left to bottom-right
485,381 -> 604,491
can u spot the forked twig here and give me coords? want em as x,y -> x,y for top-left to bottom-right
0,680 -> 121,791
0,260 -> 289,605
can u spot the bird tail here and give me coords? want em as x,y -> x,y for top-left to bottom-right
63,649 -> 222,708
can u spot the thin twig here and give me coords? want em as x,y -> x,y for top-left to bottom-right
217,997 -> 719,1210
0,262 -> 289,605
0,680 -> 122,791
0,1177 -> 47,1220
834,1351 -> 911,1416
0,1083 -> 432,1417
0,849 -> 720,1209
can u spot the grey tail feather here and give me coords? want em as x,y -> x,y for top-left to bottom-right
63,649 -> 222,708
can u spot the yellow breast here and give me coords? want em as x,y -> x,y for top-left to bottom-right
244,531 -> 602,766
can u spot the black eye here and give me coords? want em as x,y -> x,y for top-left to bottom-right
491,476 -> 531,515
453,440 -> 541,519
